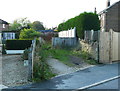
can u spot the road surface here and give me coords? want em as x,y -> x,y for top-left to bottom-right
2,62 -> 120,91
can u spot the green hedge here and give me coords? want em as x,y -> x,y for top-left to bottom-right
57,12 -> 100,38
6,40 -> 32,50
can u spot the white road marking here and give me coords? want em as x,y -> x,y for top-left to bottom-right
75,75 -> 120,90
0,85 -> 8,91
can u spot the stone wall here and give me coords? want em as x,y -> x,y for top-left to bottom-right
79,40 -> 98,61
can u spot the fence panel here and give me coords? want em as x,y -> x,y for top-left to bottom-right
99,32 -> 110,63
111,31 -> 120,61
52,37 -> 77,47
99,30 -> 120,63
84,30 -> 99,42
58,27 -> 76,38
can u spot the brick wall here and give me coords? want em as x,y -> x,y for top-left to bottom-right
106,2 -> 119,32
100,1 -> 120,32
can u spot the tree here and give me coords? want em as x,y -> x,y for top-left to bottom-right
32,21 -> 45,31
9,18 -> 32,31
19,28 -> 41,39
57,12 -> 100,38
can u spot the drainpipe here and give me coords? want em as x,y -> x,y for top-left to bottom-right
97,30 -> 100,63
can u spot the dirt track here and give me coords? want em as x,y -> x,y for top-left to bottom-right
2,55 -> 30,87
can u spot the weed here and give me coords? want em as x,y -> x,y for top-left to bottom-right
33,42 -> 56,82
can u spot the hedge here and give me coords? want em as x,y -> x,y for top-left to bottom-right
57,12 -> 100,38
6,40 -> 32,50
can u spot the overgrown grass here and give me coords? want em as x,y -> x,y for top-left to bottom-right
39,43 -> 73,66
33,41 -> 56,82
50,48 -> 73,66
72,50 -> 98,65
33,41 -> 98,82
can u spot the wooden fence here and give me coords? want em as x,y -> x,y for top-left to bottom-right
83,29 -> 120,63
28,39 -> 36,80
58,27 -> 76,38
52,37 -> 78,47
99,30 -> 120,63
84,30 -> 100,42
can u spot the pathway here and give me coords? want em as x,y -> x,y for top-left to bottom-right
46,58 -> 93,76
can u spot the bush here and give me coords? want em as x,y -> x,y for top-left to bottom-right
33,42 -> 55,82
6,39 -> 32,50
22,48 -> 29,60
19,28 -> 41,39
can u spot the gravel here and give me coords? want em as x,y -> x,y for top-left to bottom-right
2,55 -> 31,87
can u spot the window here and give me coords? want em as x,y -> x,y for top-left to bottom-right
3,24 -> 5,28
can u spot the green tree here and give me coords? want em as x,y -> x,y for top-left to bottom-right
32,21 -> 45,31
19,28 -> 41,39
9,18 -> 32,31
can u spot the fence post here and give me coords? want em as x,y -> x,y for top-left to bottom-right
97,30 -> 100,63
109,29 -> 113,63
28,38 -> 36,78
91,30 -> 94,42
28,49 -> 32,80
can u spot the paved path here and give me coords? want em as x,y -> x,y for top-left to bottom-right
4,62 -> 119,90
47,58 -> 93,76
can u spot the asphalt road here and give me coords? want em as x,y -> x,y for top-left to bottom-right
89,78 -> 120,89
2,62 -> 120,91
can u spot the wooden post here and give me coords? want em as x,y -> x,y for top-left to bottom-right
32,38 -> 36,79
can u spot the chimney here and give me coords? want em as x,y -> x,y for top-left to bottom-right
94,7 -> 97,14
107,0 -> 110,7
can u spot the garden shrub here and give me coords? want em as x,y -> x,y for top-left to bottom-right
22,48 -> 29,60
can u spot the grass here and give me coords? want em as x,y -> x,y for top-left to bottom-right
39,43 -> 73,66
33,41 -> 98,82
72,50 -> 98,65
39,43 -> 98,65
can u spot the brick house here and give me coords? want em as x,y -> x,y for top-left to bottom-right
0,19 -> 9,31
99,0 -> 120,32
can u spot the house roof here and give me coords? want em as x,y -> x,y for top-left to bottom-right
99,0 -> 120,15
0,19 -> 9,24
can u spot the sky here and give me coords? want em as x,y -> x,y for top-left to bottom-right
0,0 -> 119,28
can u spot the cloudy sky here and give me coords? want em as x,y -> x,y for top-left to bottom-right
0,0 -> 119,28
